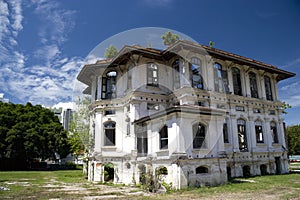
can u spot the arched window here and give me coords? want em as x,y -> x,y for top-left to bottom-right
214,63 -> 229,93
147,63 -> 158,86
270,122 -> 279,143
190,57 -> 204,89
264,76 -> 273,101
196,166 -> 208,174
159,125 -> 168,149
249,72 -> 259,98
193,123 -> 206,149
104,121 -> 116,146
237,119 -> 247,151
102,71 -> 117,99
173,59 -> 180,89
255,120 -> 264,143
232,67 -> 242,96
156,166 -> 168,175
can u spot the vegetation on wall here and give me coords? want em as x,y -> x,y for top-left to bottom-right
104,45 -> 118,58
161,31 -> 180,46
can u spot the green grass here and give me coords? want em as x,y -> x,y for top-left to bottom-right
0,171 -> 299,200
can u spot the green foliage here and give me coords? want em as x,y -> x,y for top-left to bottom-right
286,125 -> 300,155
0,101 -> 70,162
161,31 -> 180,46
282,101 -> 292,114
104,45 -> 118,58
69,96 -> 91,157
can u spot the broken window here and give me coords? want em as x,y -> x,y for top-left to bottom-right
214,63 -> 229,93
104,121 -> 116,146
147,63 -> 158,86
190,57 -> 204,89
173,59 -> 180,89
193,123 -> 206,149
237,119 -> 248,151
232,67 -> 242,96
255,120 -> 264,143
270,122 -> 279,143
223,123 -> 229,143
102,71 -> 117,99
196,166 -> 208,174
249,72 -> 259,98
159,125 -> 168,150
264,75 -> 273,101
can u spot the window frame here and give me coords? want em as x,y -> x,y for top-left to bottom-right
102,71 -> 117,99
193,122 -> 206,149
232,67 -> 243,96
255,120 -> 264,143
159,125 -> 168,150
264,75 -> 273,101
172,59 -> 180,89
137,125 -> 148,156
237,119 -> 248,151
270,122 -> 279,143
223,123 -> 229,143
249,72 -> 259,98
104,121 -> 116,146
147,63 -> 159,86
190,57 -> 204,89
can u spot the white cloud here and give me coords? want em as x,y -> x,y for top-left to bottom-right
52,102 -> 74,110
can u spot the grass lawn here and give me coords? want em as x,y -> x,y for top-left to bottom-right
0,170 -> 300,199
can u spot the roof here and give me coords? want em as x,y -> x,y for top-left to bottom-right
77,40 -> 295,87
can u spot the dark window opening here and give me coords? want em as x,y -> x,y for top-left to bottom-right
193,123 -> 206,149
232,67 -> 242,96
238,119 -> 248,151
173,59 -> 180,89
196,166 -> 208,174
104,163 -> 114,182
242,165 -> 251,177
147,63 -> 158,86
249,72 -> 259,98
104,121 -> 116,146
223,123 -> 229,143
159,125 -> 168,150
156,166 -> 168,175
105,110 -> 115,115
260,164 -> 268,175
264,76 -> 273,101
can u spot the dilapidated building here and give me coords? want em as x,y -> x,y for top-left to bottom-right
77,40 -> 295,189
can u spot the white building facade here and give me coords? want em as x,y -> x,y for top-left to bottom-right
77,40 -> 295,189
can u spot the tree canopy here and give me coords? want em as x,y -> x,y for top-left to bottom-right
161,31 -> 180,46
0,102 -> 70,162
286,125 -> 300,155
104,45 -> 118,58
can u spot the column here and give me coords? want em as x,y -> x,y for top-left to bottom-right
248,116 -> 255,152
259,71 -> 267,100
230,114 -> 239,152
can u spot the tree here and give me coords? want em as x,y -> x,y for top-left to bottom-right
69,96 -> 91,175
104,45 -> 118,58
286,125 -> 300,155
0,101 -> 70,164
161,31 -> 180,46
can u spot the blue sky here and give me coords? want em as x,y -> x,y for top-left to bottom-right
0,0 -> 299,125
